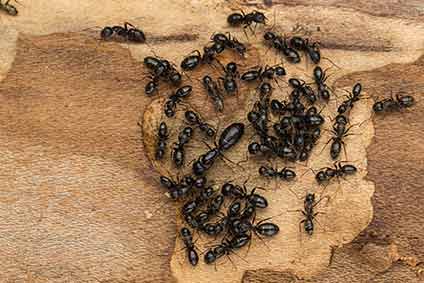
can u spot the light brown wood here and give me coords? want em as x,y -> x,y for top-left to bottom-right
0,1 -> 423,282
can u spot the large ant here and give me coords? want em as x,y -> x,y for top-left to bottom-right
180,227 -> 199,266
164,85 -> 192,117
192,122 -> 245,176
211,33 -> 247,57
0,0 -> 17,15
100,22 -> 146,43
373,94 -> 415,113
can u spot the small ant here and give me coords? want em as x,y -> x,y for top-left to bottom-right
180,227 -> 199,266
202,75 -> 225,112
204,234 -> 251,264
184,110 -> 216,137
323,114 -> 355,160
164,85 -> 192,117
289,36 -> 321,64
289,78 -> 317,104
211,33 -> 247,57
218,62 -> 239,96
263,31 -> 301,64
313,66 -> 332,101
258,165 -> 296,181
315,161 -> 357,184
337,83 -> 362,115
155,121 -> 168,160
172,126 -> 194,168
0,0 -> 17,15
100,22 -> 146,43
227,10 -> 267,36
143,57 -> 182,95
221,182 -> 268,209
297,193 -> 323,235
241,65 -> 286,83
373,94 -> 415,113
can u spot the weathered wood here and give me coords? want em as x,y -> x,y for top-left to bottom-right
0,0 -> 423,282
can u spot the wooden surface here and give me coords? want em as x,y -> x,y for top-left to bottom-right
0,1 -> 423,282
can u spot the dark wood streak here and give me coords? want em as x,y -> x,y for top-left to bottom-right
320,41 -> 394,52
148,33 -> 199,44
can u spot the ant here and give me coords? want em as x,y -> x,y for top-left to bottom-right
322,114 -> 355,160
373,93 -> 415,113
289,78 -> 317,104
172,126 -> 194,168
202,75 -> 225,112
221,181 -> 268,209
180,43 -> 222,71
263,31 -> 301,64
241,65 -> 286,83
192,122 -> 245,176
180,227 -> 199,266
143,56 -> 181,95
315,161 -> 357,184
337,83 -> 362,115
164,85 -> 192,117
227,10 -> 267,36
289,36 -> 321,64
313,66 -> 332,101
100,22 -> 146,43
204,234 -> 251,264
211,33 -> 247,57
218,62 -> 239,96
184,110 -> 216,137
155,121 -> 169,160
295,193 -> 325,235
160,174 -> 196,200
258,165 -> 296,181
0,0 -> 17,15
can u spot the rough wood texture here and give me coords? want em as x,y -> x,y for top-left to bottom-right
0,0 -> 423,282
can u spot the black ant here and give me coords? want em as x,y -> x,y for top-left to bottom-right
143,57 -> 181,95
295,193 -> 325,235
258,165 -> 296,181
263,31 -> 301,64
202,75 -> 224,112
164,85 -> 192,117
211,33 -> 247,57
241,65 -> 286,83
172,126 -> 194,168
155,121 -> 169,160
100,22 -> 146,43
218,62 -> 239,96
227,10 -> 267,36
289,36 -> 321,64
373,94 -> 415,113
322,114 -> 355,160
313,66 -> 332,101
184,110 -> 216,137
337,83 -> 362,115
204,234 -> 251,264
180,227 -> 199,266
221,181 -> 268,209
192,122 -> 245,176
289,78 -> 317,104
315,161 -> 357,184
0,0 -> 17,15
160,174 -> 195,200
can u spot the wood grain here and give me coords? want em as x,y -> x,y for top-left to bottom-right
0,0 -> 424,282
